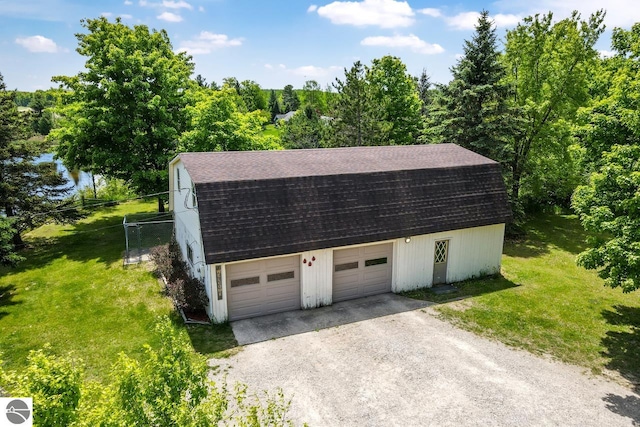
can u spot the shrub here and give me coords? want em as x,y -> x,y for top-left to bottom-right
0,346 -> 82,427
150,241 -> 209,312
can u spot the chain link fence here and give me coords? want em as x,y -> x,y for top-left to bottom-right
123,213 -> 174,265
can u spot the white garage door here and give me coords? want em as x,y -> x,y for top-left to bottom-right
226,255 -> 300,321
333,243 -> 393,303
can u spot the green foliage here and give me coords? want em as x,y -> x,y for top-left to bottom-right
301,80 -> 327,114
572,144 -> 640,292
282,84 -> 300,112
330,60 -> 388,147
503,10 -> 605,205
0,346 -> 83,427
239,80 -> 267,112
51,17 -> 194,209
179,88 -> 282,152
432,10 -> 513,166
280,107 -> 329,149
268,89 -> 281,121
0,318 -> 294,426
0,218 -> 24,266
367,56 -> 422,145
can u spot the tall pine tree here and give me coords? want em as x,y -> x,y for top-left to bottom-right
435,10 -> 512,163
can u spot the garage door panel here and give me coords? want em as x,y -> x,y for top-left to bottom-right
227,255 -> 300,321
333,243 -> 392,303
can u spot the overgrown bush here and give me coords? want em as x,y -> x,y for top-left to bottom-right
0,318 -> 295,426
150,241 -> 209,312
0,346 -> 83,427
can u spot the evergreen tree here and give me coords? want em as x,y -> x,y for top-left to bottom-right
435,10 -> 512,162
0,72 -> 77,264
330,60 -> 388,147
282,84 -> 300,112
267,89 -> 281,121
417,68 -> 432,116
281,106 -> 328,149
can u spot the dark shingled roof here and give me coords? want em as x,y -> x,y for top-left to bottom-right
177,144 -> 511,265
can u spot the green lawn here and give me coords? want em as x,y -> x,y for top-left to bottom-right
406,213 -> 640,387
0,201 -> 237,383
262,124 -> 282,138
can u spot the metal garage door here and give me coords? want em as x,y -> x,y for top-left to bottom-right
333,243 -> 393,302
226,255 -> 300,321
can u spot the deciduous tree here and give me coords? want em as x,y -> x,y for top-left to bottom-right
52,17 -> 194,212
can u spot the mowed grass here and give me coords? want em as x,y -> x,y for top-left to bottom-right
262,124 -> 282,138
0,200 -> 237,383
407,213 -> 640,387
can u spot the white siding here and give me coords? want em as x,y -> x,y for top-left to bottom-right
300,249 -> 333,308
170,159 -> 210,315
209,264 -> 228,323
393,223 -> 505,292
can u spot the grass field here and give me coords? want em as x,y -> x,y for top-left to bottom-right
0,200 -> 237,383
405,214 -> 640,389
262,124 -> 282,138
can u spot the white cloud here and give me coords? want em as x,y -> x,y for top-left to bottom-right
277,64 -> 342,77
121,14 -> 133,19
163,0 -> 192,10
316,0 -> 414,28
418,8 -> 441,18
199,6 -> 204,12
599,49 -> 615,58
157,11 -> 182,22
493,14 -> 521,27
279,64 -> 286,69
179,31 -> 243,54
101,12 -> 113,17
361,34 -> 444,54
264,63 -> 273,69
308,5 -> 318,13
15,35 -> 59,53
124,0 -> 133,5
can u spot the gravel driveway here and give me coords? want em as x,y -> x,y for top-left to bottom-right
214,295 -> 640,426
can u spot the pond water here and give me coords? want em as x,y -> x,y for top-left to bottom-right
37,153 -> 95,195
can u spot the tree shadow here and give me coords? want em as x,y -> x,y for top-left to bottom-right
168,312 -> 238,357
601,305 -> 640,394
402,274 -> 520,304
602,393 -> 640,425
4,206 -> 158,273
503,214 -> 589,258
0,284 -> 21,321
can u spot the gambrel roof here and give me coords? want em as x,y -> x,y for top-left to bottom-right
176,144 -> 511,264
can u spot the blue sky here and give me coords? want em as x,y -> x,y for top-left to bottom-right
0,0 -> 637,91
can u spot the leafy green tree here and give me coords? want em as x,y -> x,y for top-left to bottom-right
572,144 -> 640,292
281,106 -> 329,149
52,17 -> 194,212
282,84 -> 300,112
503,10 -> 605,205
434,11 -> 513,164
301,80 -> 327,114
367,55 -> 422,145
0,73 -> 74,260
239,79 -> 267,111
267,89 -> 281,121
330,60 -> 388,147
179,88 -> 281,152
194,74 -> 209,88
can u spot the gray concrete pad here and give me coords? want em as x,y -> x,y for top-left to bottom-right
230,293 -> 432,345
216,301 -> 640,426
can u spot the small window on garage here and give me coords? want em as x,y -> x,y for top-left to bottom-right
191,183 -> 197,208
267,271 -> 295,282
230,276 -> 260,287
187,244 -> 194,264
365,257 -> 387,267
335,261 -> 358,272
176,168 -> 181,193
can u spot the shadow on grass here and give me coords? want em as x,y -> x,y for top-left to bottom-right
401,274 -> 520,304
0,284 -> 21,320
601,305 -> 640,393
168,313 -> 239,358
504,214 -> 589,259
2,207 -> 158,274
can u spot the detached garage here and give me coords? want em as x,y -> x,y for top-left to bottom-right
168,144 -> 511,323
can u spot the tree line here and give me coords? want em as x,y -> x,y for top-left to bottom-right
2,12 -> 640,292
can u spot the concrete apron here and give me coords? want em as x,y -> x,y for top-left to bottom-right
230,293 -> 432,345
